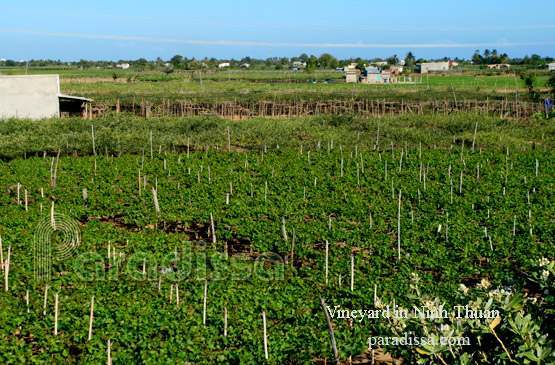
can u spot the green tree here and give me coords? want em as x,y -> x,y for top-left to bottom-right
405,52 -> 415,66
170,55 -> 183,68
386,54 -> 399,65
520,72 -> 540,102
472,50 -> 483,65
306,55 -> 318,69
318,53 -> 339,69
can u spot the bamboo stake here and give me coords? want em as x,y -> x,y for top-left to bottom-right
320,297 -> 340,365
107,339 -> 112,365
152,187 -> 160,213
54,292 -> 58,335
281,217 -> 288,242
0,235 -> 3,274
290,228 -> 296,265
224,307 -> 228,336
26,290 -> 30,313
52,148 -> 60,188
397,190 -> 402,261
4,245 -> 10,291
210,213 -> 216,243
264,181 -> 268,203
91,124 -> 96,155
88,296 -> 94,341
43,284 -> 48,315
471,123 -> 478,151
203,279 -> 208,327
350,255 -> 354,291
150,131 -> 153,159
325,240 -> 329,285
262,311 -> 268,360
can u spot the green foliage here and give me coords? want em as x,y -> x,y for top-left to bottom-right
0,115 -> 554,363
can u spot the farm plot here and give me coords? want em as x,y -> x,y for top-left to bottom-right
0,137 -> 554,363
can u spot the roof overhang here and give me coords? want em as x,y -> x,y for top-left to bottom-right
58,94 -> 93,102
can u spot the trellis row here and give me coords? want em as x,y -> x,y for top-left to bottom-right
88,99 -> 540,120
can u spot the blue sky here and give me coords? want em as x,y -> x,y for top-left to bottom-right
0,1 -> 553,62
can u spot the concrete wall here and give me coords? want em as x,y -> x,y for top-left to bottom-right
0,75 -> 60,119
419,62 -> 450,74
345,72 -> 358,83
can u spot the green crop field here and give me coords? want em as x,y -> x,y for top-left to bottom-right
0,113 -> 555,363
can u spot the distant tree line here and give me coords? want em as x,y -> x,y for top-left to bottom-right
0,51 -> 553,71
471,49 -> 553,67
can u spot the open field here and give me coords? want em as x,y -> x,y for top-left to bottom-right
0,114 -> 555,363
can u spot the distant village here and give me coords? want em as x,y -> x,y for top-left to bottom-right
1,51 -> 554,87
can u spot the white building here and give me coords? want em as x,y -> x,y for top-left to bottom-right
548,62 -> 555,70
343,63 -> 358,72
116,63 -> 130,70
218,62 -> 230,68
418,62 -> 450,74
0,75 -> 91,119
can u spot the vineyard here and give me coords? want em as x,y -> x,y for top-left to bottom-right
0,114 -> 555,363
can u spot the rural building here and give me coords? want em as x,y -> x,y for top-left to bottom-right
0,75 -> 92,120
343,63 -> 358,72
548,62 -> 555,70
360,67 -> 392,84
116,63 -> 130,70
239,63 -> 250,68
345,70 -> 359,83
292,61 -> 307,68
390,66 -> 404,75
418,62 -> 450,74
218,62 -> 230,68
486,64 -> 510,69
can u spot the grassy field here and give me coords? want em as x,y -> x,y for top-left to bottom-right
2,67 -> 553,105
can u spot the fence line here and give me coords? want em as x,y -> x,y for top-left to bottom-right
90,99 -> 541,120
